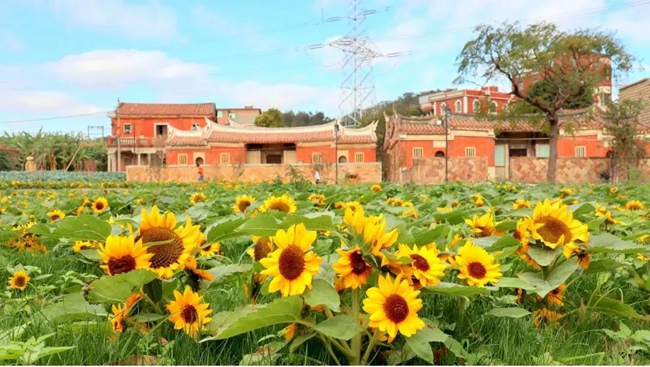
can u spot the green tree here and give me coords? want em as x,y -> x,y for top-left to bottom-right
604,99 -> 646,181
456,21 -> 634,183
254,108 -> 285,127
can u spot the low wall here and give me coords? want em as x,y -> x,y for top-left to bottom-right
126,162 -> 382,183
510,157 -> 611,183
402,157 -> 488,184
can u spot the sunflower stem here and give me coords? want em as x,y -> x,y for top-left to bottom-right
361,330 -> 379,365
317,334 -> 342,366
141,292 -> 164,314
350,288 -> 361,365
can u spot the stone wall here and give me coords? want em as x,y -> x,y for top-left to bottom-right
402,157 -> 488,184
510,157 -> 613,183
126,162 -> 382,183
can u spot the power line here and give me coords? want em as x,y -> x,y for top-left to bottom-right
0,111 -> 109,124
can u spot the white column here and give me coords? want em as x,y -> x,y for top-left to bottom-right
137,154 -> 142,166
107,155 -> 112,172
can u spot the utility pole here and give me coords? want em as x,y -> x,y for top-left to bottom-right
116,98 -> 121,172
334,122 -> 340,184
444,106 -> 451,183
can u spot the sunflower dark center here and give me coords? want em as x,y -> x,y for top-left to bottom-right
238,200 -> 251,212
253,239 -> 272,261
51,214 -> 61,220
95,202 -> 105,210
384,294 -> 409,323
476,226 -> 493,237
79,245 -> 89,250
14,276 -> 25,287
468,262 -> 487,279
108,255 -> 137,275
537,216 -> 572,244
180,305 -> 198,324
410,254 -> 430,272
278,245 -> 305,280
268,201 -> 291,213
350,251 -> 370,275
139,227 -> 184,269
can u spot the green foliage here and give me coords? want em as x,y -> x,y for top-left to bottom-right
456,21 -> 635,183
604,99 -> 646,181
283,110 -> 334,127
254,108 -> 285,127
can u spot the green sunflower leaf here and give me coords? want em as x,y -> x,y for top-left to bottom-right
53,215 -> 112,242
405,331 -> 434,364
586,293 -> 646,319
487,307 -> 531,318
526,246 -> 562,267
87,269 -> 158,304
202,296 -> 303,341
314,315 -> 363,341
588,233 -> 647,254
425,282 -> 491,297
302,278 -> 341,312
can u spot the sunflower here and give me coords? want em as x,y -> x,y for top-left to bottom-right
362,274 -> 425,343
308,193 -> 326,207
395,244 -> 447,287
595,205 -> 624,225
198,240 -> 221,257
98,235 -> 153,275
362,216 -> 399,257
344,201 -> 363,212
544,284 -> 566,306
519,199 -> 589,251
371,184 -> 382,192
465,211 -> 495,238
470,194 -> 485,207
259,224 -> 323,296
332,247 -> 372,289
73,240 -> 99,253
167,286 -> 213,338
47,209 -> 66,221
258,194 -> 296,214
610,186 -> 619,194
532,308 -> 563,327
513,199 -> 531,209
8,270 -> 30,291
454,240 -> 502,287
108,294 -> 141,333
575,249 -> 590,270
233,195 -> 256,213
136,206 -> 202,279
625,200 -> 645,211
92,197 -> 109,213
190,192 -> 207,205
247,236 -> 274,262
184,256 -> 215,283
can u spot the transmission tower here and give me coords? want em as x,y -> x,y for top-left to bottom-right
329,0 -> 382,127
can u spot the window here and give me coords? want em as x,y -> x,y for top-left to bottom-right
465,147 -> 476,158
228,113 -> 236,119
455,100 -> 461,113
220,153 -> 230,164
178,154 -> 188,165
440,103 -> 447,114
355,152 -> 364,162
502,103 -> 508,111
536,144 -> 550,158
489,102 -> 497,114
217,110 -> 223,118
191,123 -> 200,131
575,146 -> 586,157
124,157 -> 132,166
312,153 -> 322,164
413,147 -> 424,159
473,100 -> 480,112
124,124 -> 131,134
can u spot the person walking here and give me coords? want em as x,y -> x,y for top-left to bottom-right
314,169 -> 321,184
197,163 -> 204,182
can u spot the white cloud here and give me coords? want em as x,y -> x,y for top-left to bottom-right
49,0 -> 179,40
45,49 -> 214,89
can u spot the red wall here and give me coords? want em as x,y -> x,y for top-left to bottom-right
111,117 -> 209,137
557,135 -> 608,158
395,136 -> 494,168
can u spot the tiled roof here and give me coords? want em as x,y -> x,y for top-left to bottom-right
204,130 -> 374,144
117,103 -> 216,117
394,110 -> 605,135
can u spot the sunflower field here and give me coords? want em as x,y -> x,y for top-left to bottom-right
1,179 -> 650,365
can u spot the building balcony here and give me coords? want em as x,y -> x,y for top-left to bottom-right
107,136 -> 167,148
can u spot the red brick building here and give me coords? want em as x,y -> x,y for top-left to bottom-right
107,103 -> 377,171
419,86 -> 516,116
383,110 -> 614,182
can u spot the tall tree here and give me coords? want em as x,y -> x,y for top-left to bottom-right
604,100 -> 646,181
254,108 -> 285,127
456,21 -> 634,183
